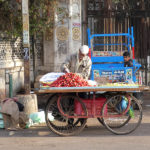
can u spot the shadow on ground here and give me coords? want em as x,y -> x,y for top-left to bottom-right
0,121 -> 150,138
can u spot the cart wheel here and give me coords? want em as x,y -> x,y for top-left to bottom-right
45,94 -> 87,136
97,118 -> 104,125
98,94 -> 129,127
102,94 -> 142,135
108,94 -> 131,128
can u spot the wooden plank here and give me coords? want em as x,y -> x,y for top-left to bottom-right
34,86 -> 150,94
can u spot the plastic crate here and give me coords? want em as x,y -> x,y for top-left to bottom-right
74,97 -> 107,117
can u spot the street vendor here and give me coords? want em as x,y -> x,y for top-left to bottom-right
60,45 -> 92,126
61,45 -> 92,80
123,51 -> 133,67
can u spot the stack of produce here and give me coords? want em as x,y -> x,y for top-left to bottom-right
98,83 -> 139,88
42,73 -> 90,87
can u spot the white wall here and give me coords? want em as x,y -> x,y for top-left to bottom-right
42,0 -> 82,73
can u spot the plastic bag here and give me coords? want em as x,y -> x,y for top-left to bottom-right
48,112 -> 54,121
0,120 -> 4,128
0,113 -> 3,119
26,110 -> 55,128
88,80 -> 97,86
0,106 -> 4,128
29,111 -> 45,124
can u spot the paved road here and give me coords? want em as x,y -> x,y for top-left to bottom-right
0,92 -> 150,150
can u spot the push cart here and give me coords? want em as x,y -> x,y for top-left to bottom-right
35,85 -> 149,136
35,27 -> 149,136
87,27 -> 141,83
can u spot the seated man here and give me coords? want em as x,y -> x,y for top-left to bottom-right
123,51 -> 133,67
61,45 -> 92,80
123,51 -> 143,105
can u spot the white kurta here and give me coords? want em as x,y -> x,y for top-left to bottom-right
61,52 -> 92,80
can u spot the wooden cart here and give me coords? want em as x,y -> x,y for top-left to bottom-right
35,86 -> 150,136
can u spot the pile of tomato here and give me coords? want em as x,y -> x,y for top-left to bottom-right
47,73 -> 90,87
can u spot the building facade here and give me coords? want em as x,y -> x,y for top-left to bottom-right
0,0 -> 150,100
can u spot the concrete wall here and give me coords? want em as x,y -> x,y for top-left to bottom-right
0,60 -> 24,100
40,0 -> 82,73
0,0 -> 83,98
0,59 -> 38,100
0,36 -> 25,100
5,66 -> 24,97
0,70 -> 5,100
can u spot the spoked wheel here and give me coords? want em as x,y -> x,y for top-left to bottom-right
102,94 -> 142,135
97,118 -> 104,125
45,94 -> 87,136
106,94 -> 131,128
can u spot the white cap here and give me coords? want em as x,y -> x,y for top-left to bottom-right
79,45 -> 89,55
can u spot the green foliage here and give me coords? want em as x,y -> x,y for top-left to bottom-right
112,0 -> 120,4
29,0 -> 57,35
0,0 -> 57,37
0,0 -> 22,37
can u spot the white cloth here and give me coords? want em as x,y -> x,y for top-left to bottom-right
40,72 -> 65,82
79,45 -> 89,55
61,52 -> 92,80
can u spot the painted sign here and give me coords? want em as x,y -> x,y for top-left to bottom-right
114,70 -> 125,74
23,31 -> 29,45
24,47 -> 29,60
94,70 -> 100,77
73,23 -> 81,27
72,27 -> 80,41
56,26 -> 69,41
93,51 -> 123,57
57,41 -> 67,57
101,71 -> 112,76
126,69 -> 132,81
72,3 -> 79,14
23,15 -> 29,31
22,0 -> 28,14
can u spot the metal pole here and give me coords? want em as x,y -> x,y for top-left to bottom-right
9,74 -> 13,98
22,0 -> 30,94
131,27 -> 135,59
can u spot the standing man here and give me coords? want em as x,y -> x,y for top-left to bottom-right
61,45 -> 92,80
61,45 -> 92,125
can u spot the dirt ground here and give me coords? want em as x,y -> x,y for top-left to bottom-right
0,91 -> 150,150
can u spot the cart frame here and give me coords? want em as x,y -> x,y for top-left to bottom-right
35,86 -> 149,136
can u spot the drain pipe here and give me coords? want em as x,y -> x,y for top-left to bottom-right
9,74 -> 13,98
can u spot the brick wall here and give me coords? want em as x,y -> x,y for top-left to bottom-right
0,35 -> 43,99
